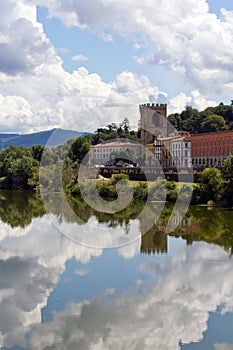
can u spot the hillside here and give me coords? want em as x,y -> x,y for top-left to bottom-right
0,128 -> 84,149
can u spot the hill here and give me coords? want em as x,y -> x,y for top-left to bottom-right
0,128 -> 84,149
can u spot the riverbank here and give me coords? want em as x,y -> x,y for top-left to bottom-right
66,174 -> 193,203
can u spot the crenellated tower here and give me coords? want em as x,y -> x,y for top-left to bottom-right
139,103 -> 168,145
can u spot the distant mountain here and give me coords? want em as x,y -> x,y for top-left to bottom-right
0,128 -> 85,149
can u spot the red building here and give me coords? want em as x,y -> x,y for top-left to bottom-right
186,130 -> 233,167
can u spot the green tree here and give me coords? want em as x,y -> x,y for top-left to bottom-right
201,114 -> 227,133
0,145 -> 39,190
67,137 -> 90,163
199,168 -> 225,203
222,155 -> 233,204
121,117 -> 130,134
32,144 -> 44,162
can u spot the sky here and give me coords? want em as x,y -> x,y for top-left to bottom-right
0,0 -> 233,133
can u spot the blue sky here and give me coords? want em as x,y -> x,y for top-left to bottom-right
0,0 -> 233,133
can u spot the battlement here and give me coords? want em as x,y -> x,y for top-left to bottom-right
140,102 -> 168,145
140,103 -> 167,109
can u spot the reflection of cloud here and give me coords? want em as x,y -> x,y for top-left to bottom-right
117,238 -> 141,259
0,215 -> 103,267
0,256 -> 58,348
0,215 -> 105,347
19,242 -> 233,350
215,344 -> 233,350
1,212 -> 233,349
52,214 -> 142,249
0,222 -> 32,241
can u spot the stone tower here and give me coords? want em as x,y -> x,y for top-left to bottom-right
140,103 -> 167,145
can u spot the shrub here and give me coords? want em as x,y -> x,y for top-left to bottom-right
134,182 -> 148,201
166,181 -> 178,202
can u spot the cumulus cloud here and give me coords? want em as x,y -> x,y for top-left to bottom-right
35,0 -> 233,96
0,0 -> 223,133
168,90 -> 216,114
0,1 -> 57,76
0,64 -> 170,133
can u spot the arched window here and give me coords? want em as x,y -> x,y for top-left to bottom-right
152,112 -> 163,127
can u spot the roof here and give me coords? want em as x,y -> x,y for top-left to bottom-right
91,141 -> 140,148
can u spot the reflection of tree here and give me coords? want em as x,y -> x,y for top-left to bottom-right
1,190 -> 233,256
139,202 -> 233,256
168,206 -> 233,256
0,191 -> 45,228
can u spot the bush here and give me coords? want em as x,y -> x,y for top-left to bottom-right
148,179 -> 167,201
166,181 -> 178,202
110,174 -> 129,185
97,184 -> 117,198
134,182 -> 148,201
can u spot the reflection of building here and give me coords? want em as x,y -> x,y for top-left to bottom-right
140,103 -> 168,146
186,130 -> 233,167
141,226 -> 168,255
90,140 -> 141,165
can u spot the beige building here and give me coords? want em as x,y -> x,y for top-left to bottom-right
153,131 -> 191,168
90,140 -> 142,165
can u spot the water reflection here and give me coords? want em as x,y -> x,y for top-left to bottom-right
0,191 -> 233,349
0,191 -> 233,255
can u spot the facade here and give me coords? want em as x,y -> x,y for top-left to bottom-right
171,137 -> 191,168
187,130 -> 233,167
140,103 -> 168,146
145,143 -> 155,166
90,140 -> 141,165
153,131 -> 191,168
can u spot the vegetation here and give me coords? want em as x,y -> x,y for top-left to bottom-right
86,117 -> 140,145
168,103 -> 233,133
2,189 -> 233,257
1,103 -> 233,207
0,145 -> 39,190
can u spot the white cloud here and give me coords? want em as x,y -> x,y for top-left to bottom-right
168,90 -> 217,114
0,0 -> 227,133
34,0 -> 233,97
72,54 -> 88,62
0,1 -> 57,76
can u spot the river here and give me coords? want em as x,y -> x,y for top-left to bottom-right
0,190 -> 233,350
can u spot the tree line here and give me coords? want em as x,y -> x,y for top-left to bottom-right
1,108 -> 233,207
168,103 -> 233,133
0,117 -> 137,191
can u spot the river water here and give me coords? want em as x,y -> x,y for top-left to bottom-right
0,190 -> 233,350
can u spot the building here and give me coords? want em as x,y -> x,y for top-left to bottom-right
145,143 -> 155,166
171,136 -> 191,168
186,130 -> 233,167
153,131 -> 191,168
90,140 -> 142,165
140,103 -> 168,146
